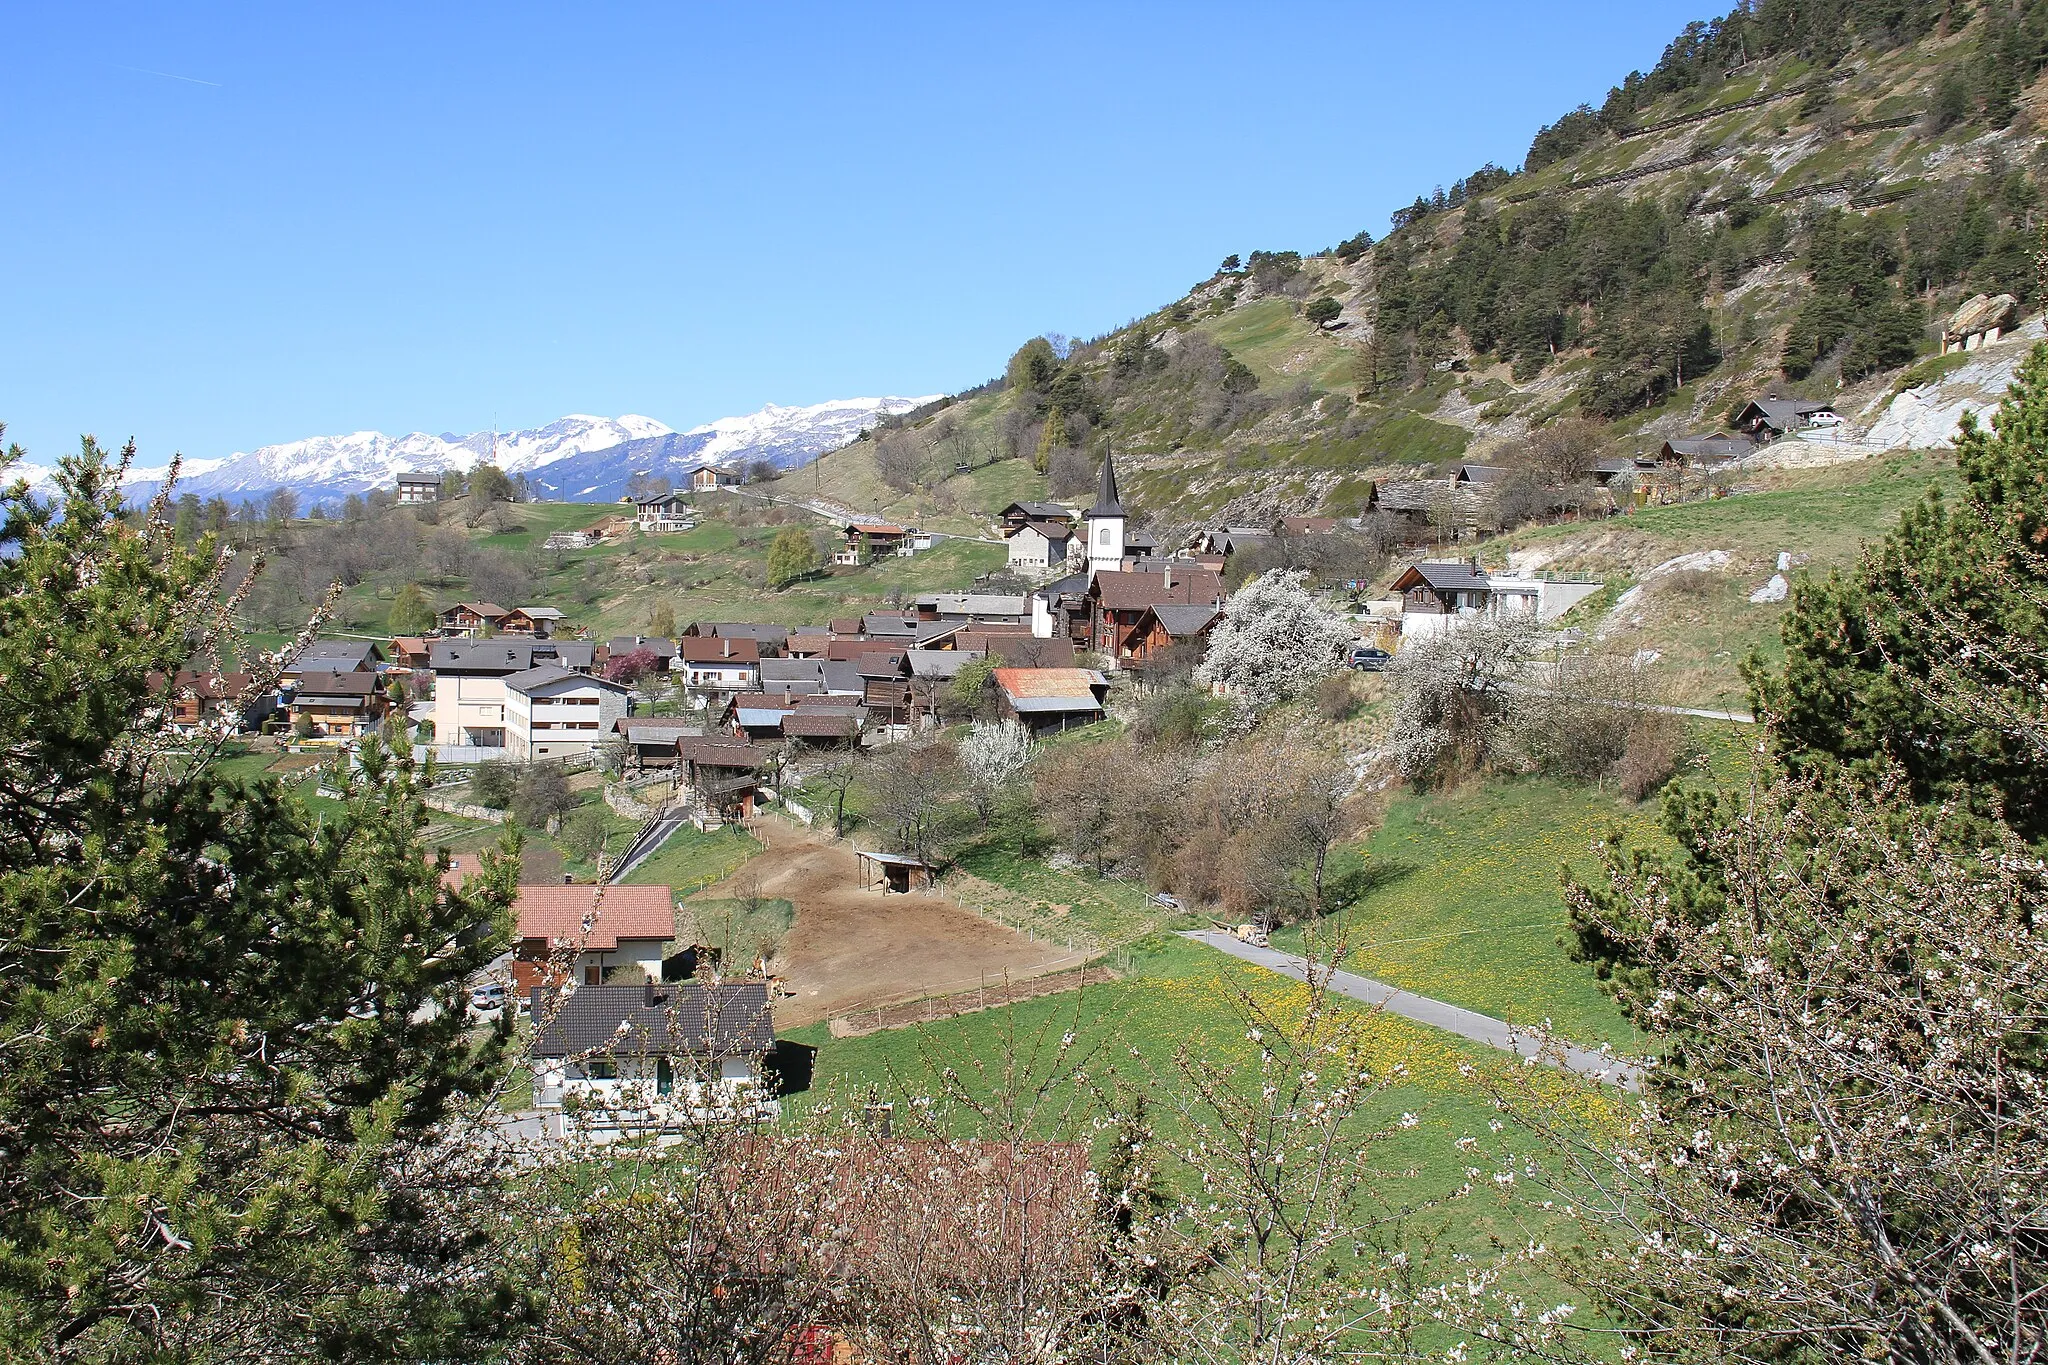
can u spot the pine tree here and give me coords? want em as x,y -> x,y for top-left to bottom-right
0,440 -> 524,1356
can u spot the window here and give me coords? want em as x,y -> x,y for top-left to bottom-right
586,1057 -> 617,1079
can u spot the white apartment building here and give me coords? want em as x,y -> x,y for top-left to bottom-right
503,666 -> 630,761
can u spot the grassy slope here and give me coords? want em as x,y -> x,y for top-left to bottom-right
1503,453 -> 1952,706
783,931 -> 1612,1282
1300,778 -> 1654,1049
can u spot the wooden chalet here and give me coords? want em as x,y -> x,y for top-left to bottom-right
1124,603 -> 1221,671
614,716 -> 701,771
1733,396 -> 1837,441
496,606 -> 566,637
675,735 -> 767,823
290,671 -> 387,737
993,667 -> 1109,734
1082,565 -> 1226,666
835,522 -> 909,565
437,601 -> 507,638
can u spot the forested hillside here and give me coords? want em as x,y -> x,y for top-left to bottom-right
812,0 -> 2048,532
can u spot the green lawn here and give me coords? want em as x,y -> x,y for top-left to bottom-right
620,824 -> 761,893
783,932 -> 1613,1278
949,840 -> 1172,947
1279,776 -> 1662,1050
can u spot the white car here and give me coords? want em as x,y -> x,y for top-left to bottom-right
470,982 -> 507,1012
1805,411 -> 1843,428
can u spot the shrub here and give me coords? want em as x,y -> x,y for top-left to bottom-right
1614,711 -> 1684,800
1314,672 -> 1361,722
469,759 -> 517,810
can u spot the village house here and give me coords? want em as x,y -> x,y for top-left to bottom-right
495,606 -> 566,638
1732,396 -> 1838,442
683,463 -> 738,493
1364,478 -> 1489,543
993,666 -> 1110,735
1003,516 -> 1073,571
428,639 -> 596,754
835,521 -> 910,565
512,882 -> 677,990
437,601 -> 507,638
386,636 -> 432,670
605,635 -> 679,675
152,670 -> 276,733
675,735 -> 767,825
678,634 -> 761,694
1658,436 -> 1755,467
1081,564 -> 1226,668
1197,526 -> 1274,558
528,980 -> 775,1116
1123,603 -> 1221,671
503,665 -> 631,761
1389,560 -> 1603,638
289,671 -> 387,738
395,472 -> 440,505
1278,516 -> 1341,536
683,622 -> 790,656
915,592 -> 1029,624
633,490 -> 695,533
998,500 -> 1071,530
614,716 -> 702,771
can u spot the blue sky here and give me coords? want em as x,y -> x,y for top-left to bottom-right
2,2 -> 1712,462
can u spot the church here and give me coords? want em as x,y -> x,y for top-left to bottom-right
1025,451 -> 1227,669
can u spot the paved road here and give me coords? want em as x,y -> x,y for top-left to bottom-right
1183,931 -> 1642,1090
611,807 -> 689,881
1500,681 -> 1754,725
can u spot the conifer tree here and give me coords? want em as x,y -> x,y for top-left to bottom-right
0,439 -> 524,1358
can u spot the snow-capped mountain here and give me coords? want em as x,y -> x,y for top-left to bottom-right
522,396 -> 939,501
120,396 -> 936,506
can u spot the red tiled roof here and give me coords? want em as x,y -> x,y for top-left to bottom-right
992,667 -> 1104,699
846,522 -> 907,536
513,884 -> 675,950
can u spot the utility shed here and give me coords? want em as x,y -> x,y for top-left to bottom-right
856,850 -> 937,894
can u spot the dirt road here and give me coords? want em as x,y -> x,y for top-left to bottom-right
694,819 -> 1078,1028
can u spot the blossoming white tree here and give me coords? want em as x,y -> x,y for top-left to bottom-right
957,718 -> 1033,828
1196,569 -> 1354,709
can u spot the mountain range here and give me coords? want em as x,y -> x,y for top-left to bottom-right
99,396 -> 938,507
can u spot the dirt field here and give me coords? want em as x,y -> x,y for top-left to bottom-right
692,819 -> 1078,1029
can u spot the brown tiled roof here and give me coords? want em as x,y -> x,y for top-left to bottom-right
1089,567 -> 1225,611
846,521 -> 907,536
781,710 -> 859,738
678,635 -> 760,664
295,670 -> 380,697
156,668 -> 258,700
513,883 -> 675,950
1279,516 -> 1340,535
676,736 -> 766,768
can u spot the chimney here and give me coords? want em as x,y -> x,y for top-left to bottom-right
1163,567 -> 1174,590
561,873 -> 573,885
722,637 -> 732,658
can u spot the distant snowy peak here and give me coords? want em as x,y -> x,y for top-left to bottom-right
683,396 -> 939,467
125,397 -> 934,505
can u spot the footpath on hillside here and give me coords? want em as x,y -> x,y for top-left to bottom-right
1184,931 -> 1642,1090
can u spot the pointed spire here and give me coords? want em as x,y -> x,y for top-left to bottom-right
1088,448 -> 1124,519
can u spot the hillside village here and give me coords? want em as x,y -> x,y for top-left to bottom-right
15,1 -> 2048,1360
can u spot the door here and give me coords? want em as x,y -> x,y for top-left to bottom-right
656,1057 -> 673,1096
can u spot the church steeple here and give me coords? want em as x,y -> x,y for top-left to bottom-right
1084,448 -> 1126,575
1088,447 -> 1124,518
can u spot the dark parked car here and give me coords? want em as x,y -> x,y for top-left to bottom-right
1348,646 -> 1392,671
